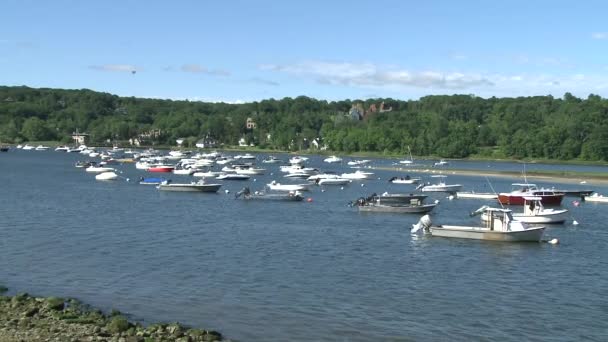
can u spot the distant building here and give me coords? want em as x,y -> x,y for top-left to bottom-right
129,129 -> 162,146
196,136 -> 218,149
246,117 -> 257,129
238,137 -> 248,147
349,104 -> 365,120
348,101 -> 393,121
72,132 -> 89,145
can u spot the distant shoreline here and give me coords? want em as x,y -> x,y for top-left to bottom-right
375,165 -> 608,186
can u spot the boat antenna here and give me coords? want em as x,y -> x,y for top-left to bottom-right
485,176 -> 504,208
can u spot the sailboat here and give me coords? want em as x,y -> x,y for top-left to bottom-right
399,146 -> 415,165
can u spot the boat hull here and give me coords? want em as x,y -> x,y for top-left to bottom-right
456,192 -> 498,199
147,167 -> 175,173
421,184 -> 462,192
498,194 -> 563,205
358,203 -> 436,213
157,184 -> 221,192
482,211 -> 568,224
429,225 -> 545,242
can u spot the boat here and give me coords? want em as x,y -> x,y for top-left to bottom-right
354,193 -> 436,213
288,156 -> 308,165
192,170 -> 223,178
584,193 -> 608,203
550,189 -> 594,197
347,159 -> 371,166
34,145 -> 49,151
389,176 -> 421,184
417,175 -> 462,193
139,177 -> 168,185
147,165 -> 175,173
341,170 -> 374,180
481,197 -> 568,224
85,166 -> 115,173
54,145 -> 69,152
267,181 -> 311,192
75,161 -> 96,168
157,179 -> 222,192
323,155 -> 343,163
22,144 -> 34,150
262,156 -> 282,164
0,146 -> 8,152
235,187 -> 304,201
371,192 -> 428,205
456,192 -> 498,199
497,183 -> 564,206
398,146 -> 415,165
216,173 -> 250,180
312,174 -> 350,185
433,159 -> 449,167
412,208 -> 546,242
95,171 -> 119,181
234,153 -> 256,160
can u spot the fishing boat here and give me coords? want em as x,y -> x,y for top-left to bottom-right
417,175 -> 462,193
497,183 -> 564,205
389,176 -> 421,184
235,187 -> 304,201
267,181 -> 311,192
584,193 -> 608,203
354,194 -> 436,213
139,177 -> 168,185
95,171 -> 119,181
412,208 -> 545,242
157,179 -> 222,192
480,197 -> 568,224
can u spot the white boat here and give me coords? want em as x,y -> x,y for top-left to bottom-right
398,146 -> 415,165
216,173 -> 250,180
157,179 -> 222,192
456,192 -> 498,199
434,159 -> 449,167
417,175 -> 462,193
288,156 -> 308,165
85,166 -> 116,173
412,208 -> 546,242
235,187 -> 304,201
234,153 -> 256,160
389,176 -> 421,184
22,144 -> 35,150
192,170 -> 223,178
35,145 -> 49,151
347,159 -> 370,166
480,197 -> 568,224
55,146 -> 70,152
262,156 -> 282,164
284,172 -> 313,179
584,193 -> 608,203
173,168 -> 195,175
234,167 -> 266,175
323,155 -> 343,163
267,181 -> 310,192
341,170 -> 374,180
315,175 -> 351,186
95,171 -> 119,181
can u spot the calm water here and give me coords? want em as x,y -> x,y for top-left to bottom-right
1,150 -> 608,341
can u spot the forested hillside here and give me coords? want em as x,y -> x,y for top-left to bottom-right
1,86 -> 607,161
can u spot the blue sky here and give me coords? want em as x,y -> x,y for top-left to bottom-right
2,0 -> 608,103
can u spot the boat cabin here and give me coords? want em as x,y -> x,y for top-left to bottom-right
482,208 -> 516,232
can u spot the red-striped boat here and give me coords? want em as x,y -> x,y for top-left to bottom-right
498,183 -> 564,206
147,165 -> 175,173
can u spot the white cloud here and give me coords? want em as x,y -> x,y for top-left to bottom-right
592,32 -> 608,40
89,64 -> 138,73
180,64 -> 230,76
261,61 -> 494,89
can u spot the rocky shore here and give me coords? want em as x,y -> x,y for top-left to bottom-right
0,286 -> 224,342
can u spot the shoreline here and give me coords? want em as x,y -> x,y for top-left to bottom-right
0,287 -> 224,342
375,165 -> 608,186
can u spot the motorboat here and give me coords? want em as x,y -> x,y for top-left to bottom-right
433,159 -> 449,167
288,156 -> 308,165
157,179 -> 222,192
456,192 -> 498,199
0,146 -> 8,152
417,175 -> 462,193
22,144 -> 35,150
95,171 -> 119,181
234,153 -> 256,160
55,145 -> 69,152
354,193 -> 436,213
389,176 -> 421,184
262,156 -> 282,164
412,208 -> 546,242
267,181 -> 310,192
139,177 -> 168,185
234,166 -> 266,175
498,183 -> 564,205
235,187 -> 304,201
192,170 -> 223,178
341,170 -> 374,180
284,172 -> 314,179
584,193 -> 608,203
216,173 -> 250,180
323,155 -> 343,163
34,145 -> 49,151
85,166 -> 115,173
147,165 -> 175,173
480,197 -> 568,224
347,159 -> 370,166
75,161 -> 96,168
315,175 -> 351,186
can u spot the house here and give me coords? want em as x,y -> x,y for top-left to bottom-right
72,132 -> 89,145
196,136 -> 218,149
246,117 -> 257,129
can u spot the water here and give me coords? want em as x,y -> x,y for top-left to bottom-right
1,150 -> 608,341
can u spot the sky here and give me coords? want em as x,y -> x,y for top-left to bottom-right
2,0 -> 608,103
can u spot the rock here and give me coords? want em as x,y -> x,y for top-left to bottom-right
106,316 -> 130,334
45,297 -> 65,311
23,307 -> 39,317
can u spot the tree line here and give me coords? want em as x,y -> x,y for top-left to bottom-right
0,85 -> 607,161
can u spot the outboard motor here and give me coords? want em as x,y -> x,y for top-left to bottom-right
411,214 -> 432,234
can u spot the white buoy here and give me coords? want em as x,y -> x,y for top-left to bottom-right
340,187 -> 344,190
448,195 -> 455,200
321,189 -> 326,192
253,179 -> 256,182
580,180 -> 587,184
225,189 -> 230,194
547,238 -> 560,245
573,220 -> 579,225
360,183 -> 364,187
434,199 -> 440,204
